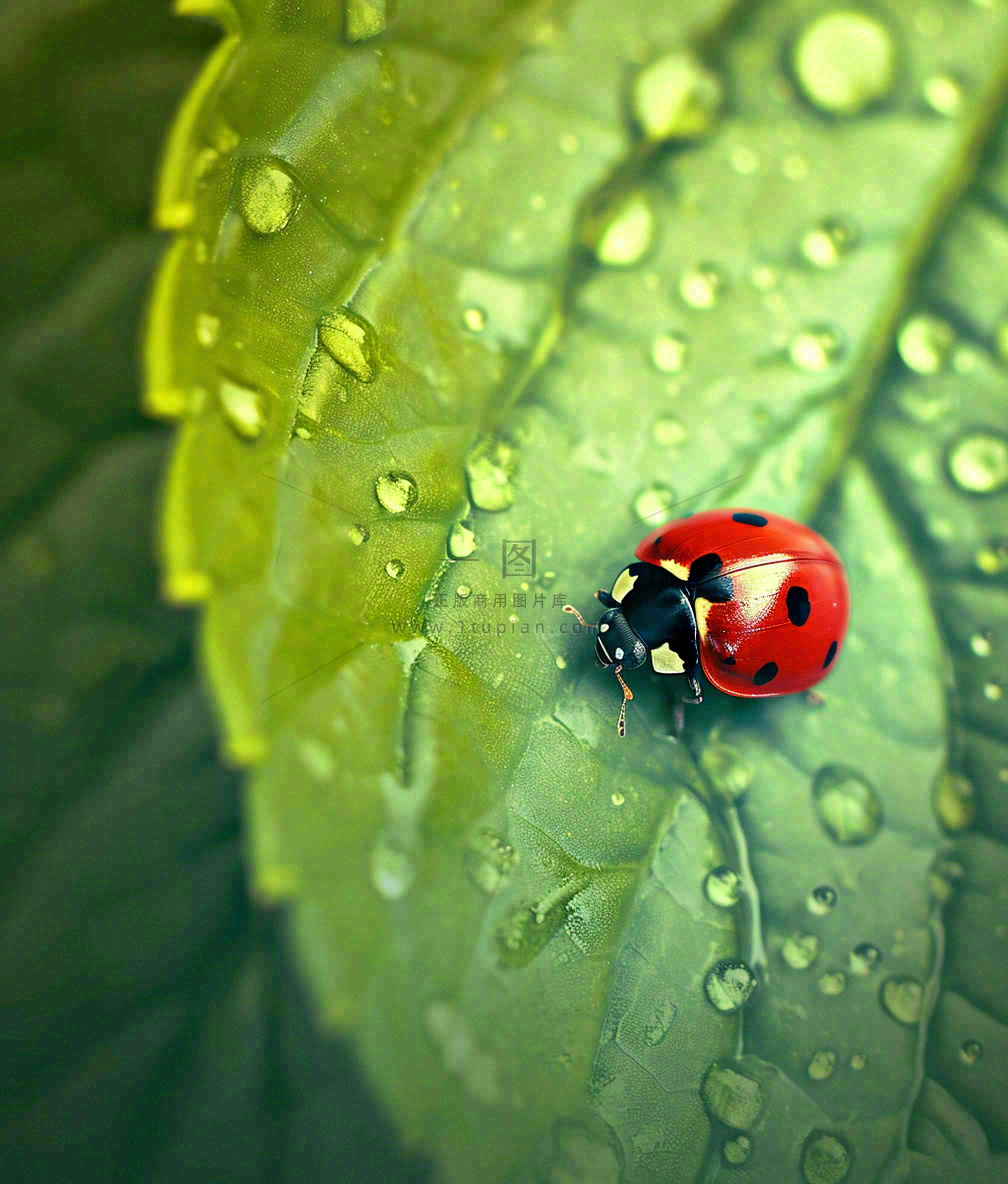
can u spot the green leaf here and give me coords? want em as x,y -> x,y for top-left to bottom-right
144,0 -> 1008,1180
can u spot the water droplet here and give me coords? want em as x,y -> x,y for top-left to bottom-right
960,1038 -> 983,1065
701,1064 -> 766,1129
897,313 -> 955,374
782,931 -> 821,970
466,437 -> 517,511
722,1134 -> 753,1166
812,764 -> 883,844
196,312 -> 220,347
448,519 -> 476,559
948,433 -> 1008,493
801,219 -> 857,268
319,308 -> 378,381
238,158 -> 299,234
375,472 -> 418,513
652,417 -> 688,447
385,558 -> 404,579
704,866 -> 742,908
555,654 -> 567,670
611,790 -> 625,806
849,942 -> 881,975
729,144 -> 760,175
456,584 -> 471,600
789,326 -> 843,372
807,1050 -> 837,1080
808,885 -> 837,915
348,524 -> 369,546
641,998 -> 678,1046
932,768 -> 976,832
970,632 -> 992,657
700,742 -> 754,802
976,543 -> 1008,575
591,192 -> 655,266
704,959 -> 757,1012
217,378 -> 266,439
818,971 -> 847,996
984,680 -> 1002,701
849,1052 -> 866,1070
923,72 -> 964,117
632,51 -> 723,141
793,11 -> 896,115
466,830 -> 517,894
539,570 -> 557,589
650,332 -> 690,373
802,1132 -> 852,1184
633,482 -> 675,523
750,264 -> 779,290
680,264 -> 724,309
462,306 -> 487,332
881,975 -> 924,1025
370,837 -> 414,899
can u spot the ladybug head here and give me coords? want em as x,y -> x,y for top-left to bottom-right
594,608 -> 648,671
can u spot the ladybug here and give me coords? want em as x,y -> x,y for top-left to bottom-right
564,508 -> 850,735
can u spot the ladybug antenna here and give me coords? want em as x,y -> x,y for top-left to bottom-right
562,603 -> 592,627
613,665 -> 633,738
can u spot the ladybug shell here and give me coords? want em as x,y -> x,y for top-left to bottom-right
634,508 -> 849,697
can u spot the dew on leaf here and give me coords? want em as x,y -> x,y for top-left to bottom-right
632,51 -> 723,141
319,308 -> 378,382
789,326 -> 843,371
463,306 -> 487,332
701,1063 -> 766,1129
818,971 -> 846,996
947,432 -> 1008,493
932,768 -> 976,832
633,482 -> 675,523
929,856 -> 966,903
802,1131 -> 852,1184
238,158 -> 299,234
610,791 -> 625,806
808,885 -> 837,915
849,942 -> 881,975
704,959 -> 757,1012
448,519 -> 477,558
456,584 -> 471,599
970,632 -> 992,657
590,192 -> 655,266
554,655 -> 567,670
217,378 -> 266,440
348,524 -> 369,546
375,472 -> 418,513
722,1135 -> 753,1166
679,264 -> 724,309
812,764 -> 883,843
701,742 -> 754,803
792,11 -> 896,115
196,312 -> 220,347
923,72 -> 964,117
849,1052 -> 866,1070
385,559 -> 404,579
976,543 -> 1008,575
704,866 -> 742,908
650,332 -> 690,373
897,313 -> 955,374
881,975 -> 924,1025
652,417 -> 688,447
729,145 -> 760,175
984,680 -> 1002,701
643,999 -> 678,1046
782,931 -> 821,970
960,1038 -> 983,1064
466,437 -> 517,511
807,1050 -> 837,1080
801,219 -> 857,267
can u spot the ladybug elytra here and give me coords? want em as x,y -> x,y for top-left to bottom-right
564,508 -> 850,736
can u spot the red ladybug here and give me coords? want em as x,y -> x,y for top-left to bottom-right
564,508 -> 849,735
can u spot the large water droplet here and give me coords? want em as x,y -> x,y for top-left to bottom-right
932,768 -> 976,832
722,1135 -> 753,1166
319,308 -> 378,382
801,219 -> 857,268
385,558 -> 404,579
633,482 -> 675,523
782,931 -> 821,970
375,472 -> 418,513
217,378 -> 266,439
793,11 -> 896,115
705,866 -> 742,908
448,519 -> 476,559
812,764 -> 883,843
466,437 -> 517,512
348,524 -> 369,546
849,942 -> 881,975
960,1038 -> 983,1065
700,741 -> 754,803
802,1132 -> 852,1184
651,332 -> 690,373
808,885 -> 837,915
701,1064 -> 766,1128
704,959 -> 757,1012
849,1052 -> 866,1070
591,192 -> 655,267
947,432 -> 1008,493
818,971 -> 847,996
239,158 -> 299,234
897,313 -> 955,374
462,305 -> 487,332
923,72 -> 964,117
789,326 -> 843,372
807,1050 -> 837,1080
466,830 -> 517,894
881,975 -> 924,1025
632,51 -> 723,141
680,264 -> 724,309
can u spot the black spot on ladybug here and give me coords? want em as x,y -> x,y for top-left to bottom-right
753,661 -> 778,685
732,512 -> 768,527
688,553 -> 733,603
823,640 -> 838,668
652,535 -> 663,549
786,585 -> 811,626
722,656 -> 736,665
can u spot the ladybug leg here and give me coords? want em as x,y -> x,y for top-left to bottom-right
612,664 -> 633,738
681,671 -> 703,705
595,589 -> 619,608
